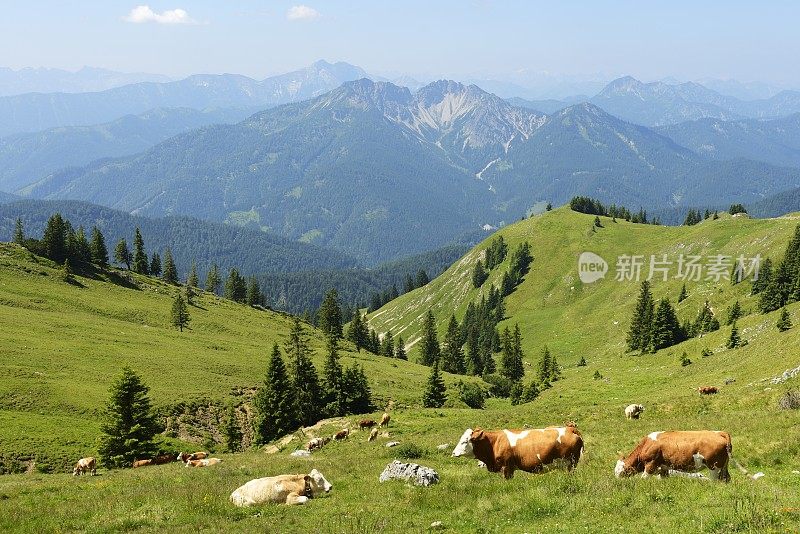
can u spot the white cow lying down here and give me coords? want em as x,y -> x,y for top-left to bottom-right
230,469 -> 332,506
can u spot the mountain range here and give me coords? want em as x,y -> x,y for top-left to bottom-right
0,60 -> 367,136
22,78 -> 800,263
0,66 -> 171,97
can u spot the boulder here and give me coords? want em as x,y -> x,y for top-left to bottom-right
379,460 -> 439,487
386,441 -> 400,448
290,449 -> 311,457
436,443 -> 450,451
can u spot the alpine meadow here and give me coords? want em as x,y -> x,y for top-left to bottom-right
2,3 -> 800,533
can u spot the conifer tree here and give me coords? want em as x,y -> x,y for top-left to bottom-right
726,300 -> 742,325
285,318 -> 323,426
751,258 -> 772,295
441,315 -> 466,374
223,267 -> 246,302
98,367 -> 158,468
253,344 -> 299,444
651,298 -> 683,351
777,307 -> 793,332
500,326 -> 524,381
90,226 -> 108,267
342,363 -> 372,414
317,289 -> 343,340
694,300 -> 720,336
187,261 -> 199,288
727,321 -> 741,349
132,228 -> 149,275
394,336 -> 407,360
422,361 -> 447,408
246,276 -> 263,306
522,380 -> 540,403
162,248 -> 178,285
222,405 -> 242,453
416,269 -> 430,287
548,348 -> 561,382
149,252 -> 162,277
114,238 -> 131,270
678,283 -> 687,303
12,217 -> 24,245
73,226 -> 91,263
205,263 -> 221,294
42,213 -> 68,263
627,280 -> 655,351
171,293 -> 190,332
61,258 -> 74,283
419,310 -> 441,366
379,329 -> 395,358
472,260 -> 488,288
538,345 -> 553,384
322,334 -> 345,417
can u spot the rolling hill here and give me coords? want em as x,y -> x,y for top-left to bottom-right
0,60 -> 368,136
0,107 -> 261,193
23,79 -> 800,264
1,208 -> 799,531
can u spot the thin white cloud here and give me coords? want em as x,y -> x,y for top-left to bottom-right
123,5 -> 197,25
286,5 -> 321,21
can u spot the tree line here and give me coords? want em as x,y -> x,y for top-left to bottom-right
569,196 -> 660,225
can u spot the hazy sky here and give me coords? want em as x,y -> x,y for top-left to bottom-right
2,1 -> 799,85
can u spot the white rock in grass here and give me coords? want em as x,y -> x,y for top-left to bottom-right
436,443 -> 450,451
379,460 -> 439,487
386,441 -> 400,448
290,450 -> 311,457
430,521 -> 444,529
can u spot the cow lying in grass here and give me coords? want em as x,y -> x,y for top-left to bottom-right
452,424 -> 584,479
177,451 -> 208,462
615,431 -> 732,481
185,458 -> 222,467
229,469 -> 332,506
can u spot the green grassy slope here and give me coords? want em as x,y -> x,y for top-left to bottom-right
2,212 -> 800,532
0,243 -> 467,472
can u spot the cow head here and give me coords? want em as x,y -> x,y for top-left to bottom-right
72,465 -> 81,476
452,428 -> 484,458
308,468 -> 332,495
614,452 -> 637,478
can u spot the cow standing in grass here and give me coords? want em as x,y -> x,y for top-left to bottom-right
625,404 -> 645,420
452,424 -> 584,479
72,457 -> 96,476
615,431 -> 733,481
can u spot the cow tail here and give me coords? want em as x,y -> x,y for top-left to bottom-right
727,442 -> 762,481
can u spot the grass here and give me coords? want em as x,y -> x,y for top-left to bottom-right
2,209 -> 800,531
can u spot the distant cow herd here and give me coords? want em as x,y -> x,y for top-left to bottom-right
71,397 -> 762,508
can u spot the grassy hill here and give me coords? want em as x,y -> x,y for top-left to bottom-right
1,211 -> 800,532
0,242 -> 465,473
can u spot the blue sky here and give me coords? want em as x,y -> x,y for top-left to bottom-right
1,1 -> 799,85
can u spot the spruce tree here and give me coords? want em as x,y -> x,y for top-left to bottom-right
41,213 -> 68,263
395,336 -> 407,360
285,318 -> 323,426
224,267 -> 246,302
416,269 -> 430,287
522,380 -> 540,403
500,326 -> 524,382
98,367 -> 158,468
318,289 -> 343,340
342,363 -> 372,414
627,280 -> 655,351
777,307 -> 793,331
419,310 -> 441,366
113,239 -> 131,269
727,321 -> 741,349
205,263 -> 221,294
548,348 -> 561,382
322,334 -> 345,417
132,228 -> 149,275
751,258 -> 772,295
72,226 -> 91,263
171,293 -> 190,332
162,248 -> 178,285
651,298 -> 683,351
222,405 -> 242,453
253,344 -> 299,444
90,226 -> 108,267
379,329 -> 395,358
538,345 -> 553,384
678,283 -> 687,303
149,252 -> 162,277
187,261 -> 199,289
246,276 -> 262,306
441,316 -> 465,374
422,361 -> 447,408
694,300 -> 720,336
62,258 -> 74,283
12,217 -> 24,245
346,309 -> 365,351
726,300 -> 742,325
472,260 -> 488,288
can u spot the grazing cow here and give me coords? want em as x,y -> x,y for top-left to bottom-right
306,437 -> 330,451
625,404 -> 645,420
452,424 -> 584,479
152,454 -> 177,465
72,457 -> 96,476
368,428 -> 379,442
185,458 -> 222,468
358,419 -> 377,430
333,429 -> 349,441
379,413 -> 391,427
132,459 -> 153,468
615,430 -> 732,481
177,451 -> 208,462
699,386 -> 719,395
230,469 -> 332,507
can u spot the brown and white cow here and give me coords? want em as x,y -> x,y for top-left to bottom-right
698,386 -> 719,395
358,419 -> 377,430
333,429 -> 349,441
152,454 -> 177,465
452,424 -> 584,479
306,437 -> 330,451
177,451 -> 208,462
132,459 -> 153,468
73,457 -> 96,476
368,428 -> 379,442
379,413 -> 391,427
229,469 -> 332,506
185,458 -> 222,468
625,404 -> 645,420
615,431 -> 732,481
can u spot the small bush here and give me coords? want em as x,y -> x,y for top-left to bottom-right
509,382 -> 523,405
394,443 -> 425,460
456,381 -> 486,409
701,348 -> 713,358
778,390 -> 800,410
593,370 -> 603,380
482,374 -> 513,398
680,352 -> 692,367
577,356 -> 587,367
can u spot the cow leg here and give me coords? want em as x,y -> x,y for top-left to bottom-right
501,466 -> 515,480
642,461 -> 660,478
286,493 -> 309,505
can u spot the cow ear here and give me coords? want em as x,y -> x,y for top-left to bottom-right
304,475 -> 311,482
472,429 -> 484,440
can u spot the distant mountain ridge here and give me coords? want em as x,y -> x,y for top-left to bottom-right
0,66 -> 171,97
21,79 -> 800,263
0,60 -> 368,136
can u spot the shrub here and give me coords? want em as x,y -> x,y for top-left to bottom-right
509,381 -> 523,405
394,443 -> 425,460
701,348 -> 713,358
593,370 -> 603,380
680,352 -> 692,367
577,356 -> 587,367
456,381 -> 486,409
482,374 -> 513,398
778,390 -> 800,410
